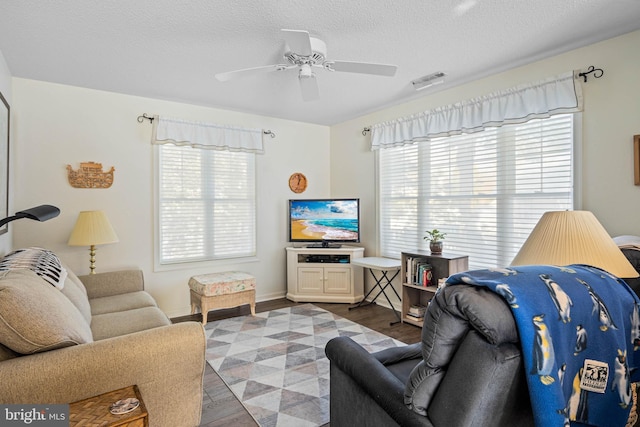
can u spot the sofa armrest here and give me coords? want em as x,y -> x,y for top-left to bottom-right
325,336 -> 431,427
0,322 -> 206,427
79,269 -> 145,298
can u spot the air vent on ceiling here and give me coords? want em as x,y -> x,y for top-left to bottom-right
411,71 -> 446,91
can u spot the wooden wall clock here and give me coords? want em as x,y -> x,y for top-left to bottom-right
289,172 -> 307,193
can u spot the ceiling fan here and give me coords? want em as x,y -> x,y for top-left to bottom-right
215,29 -> 398,101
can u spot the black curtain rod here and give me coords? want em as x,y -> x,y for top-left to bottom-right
577,65 -> 604,83
362,66 -> 604,135
136,113 -> 276,138
137,113 -> 154,123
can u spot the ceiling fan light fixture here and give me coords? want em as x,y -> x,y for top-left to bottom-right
299,64 -> 314,79
412,71 -> 446,91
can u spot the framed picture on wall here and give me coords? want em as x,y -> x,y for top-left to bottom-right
0,90 -> 8,235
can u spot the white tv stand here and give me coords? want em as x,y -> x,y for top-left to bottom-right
286,246 -> 365,303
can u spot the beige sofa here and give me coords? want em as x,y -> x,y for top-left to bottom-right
0,256 -> 206,427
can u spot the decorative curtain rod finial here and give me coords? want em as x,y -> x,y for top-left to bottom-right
137,113 -> 154,123
362,127 -> 371,136
263,130 -> 276,138
578,66 -> 604,83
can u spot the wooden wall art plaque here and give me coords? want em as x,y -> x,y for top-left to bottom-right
67,162 -> 115,188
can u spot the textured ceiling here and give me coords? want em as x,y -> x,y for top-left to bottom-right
1,1 -> 640,125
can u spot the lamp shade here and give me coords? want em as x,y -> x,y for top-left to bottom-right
0,204 -> 60,228
68,211 -> 119,246
511,210 -> 639,278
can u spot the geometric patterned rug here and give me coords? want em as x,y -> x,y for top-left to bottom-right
204,304 -> 405,427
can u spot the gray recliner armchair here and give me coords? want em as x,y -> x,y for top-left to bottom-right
325,284 -> 534,427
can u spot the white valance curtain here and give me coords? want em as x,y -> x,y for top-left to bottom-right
151,116 -> 265,154
371,70 -> 583,150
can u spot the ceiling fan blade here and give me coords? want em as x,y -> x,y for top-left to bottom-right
281,29 -> 313,56
215,64 -> 285,82
329,61 -> 398,77
299,75 -> 319,101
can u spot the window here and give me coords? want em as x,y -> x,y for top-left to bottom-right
156,144 -> 256,265
378,114 -> 575,269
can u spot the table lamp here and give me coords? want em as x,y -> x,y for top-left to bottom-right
511,210 -> 639,278
68,210 -> 119,274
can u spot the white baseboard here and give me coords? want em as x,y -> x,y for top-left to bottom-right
167,292 -> 400,319
167,291 -> 287,319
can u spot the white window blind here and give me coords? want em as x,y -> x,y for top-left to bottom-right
378,114 -> 574,269
157,144 -> 256,264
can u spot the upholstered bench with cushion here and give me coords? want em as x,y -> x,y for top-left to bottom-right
0,247 -> 206,427
189,271 -> 256,325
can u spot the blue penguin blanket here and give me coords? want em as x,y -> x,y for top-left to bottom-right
446,264 -> 640,427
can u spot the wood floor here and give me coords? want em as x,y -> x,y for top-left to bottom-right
172,298 -> 422,427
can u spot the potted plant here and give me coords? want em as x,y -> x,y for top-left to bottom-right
424,229 -> 447,254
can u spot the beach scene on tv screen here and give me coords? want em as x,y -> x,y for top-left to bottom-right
290,200 -> 359,241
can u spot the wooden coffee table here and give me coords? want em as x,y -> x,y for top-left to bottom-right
69,385 -> 148,426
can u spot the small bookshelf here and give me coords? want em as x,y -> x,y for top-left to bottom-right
400,251 -> 469,327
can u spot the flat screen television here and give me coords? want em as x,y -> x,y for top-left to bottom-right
289,199 -> 360,247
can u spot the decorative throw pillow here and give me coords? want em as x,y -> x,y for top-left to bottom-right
60,264 -> 92,323
0,270 -> 93,354
0,247 -> 67,289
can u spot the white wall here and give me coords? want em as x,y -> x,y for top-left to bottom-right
8,30 -> 640,316
331,30 -> 640,307
0,50 -> 12,255
11,79 -> 330,317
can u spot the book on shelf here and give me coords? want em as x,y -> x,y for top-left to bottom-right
405,256 -> 435,287
408,304 -> 427,316
405,312 -> 425,321
405,256 -> 418,283
419,263 -> 433,287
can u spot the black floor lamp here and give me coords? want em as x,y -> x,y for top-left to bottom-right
0,205 -> 60,229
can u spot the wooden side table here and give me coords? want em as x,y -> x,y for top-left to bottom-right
70,385 -> 148,427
